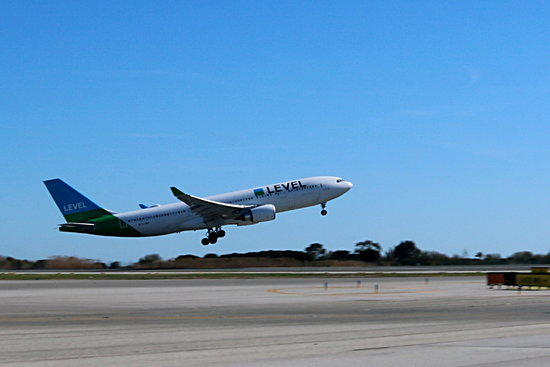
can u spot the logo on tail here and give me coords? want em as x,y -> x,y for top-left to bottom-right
43,179 -> 109,222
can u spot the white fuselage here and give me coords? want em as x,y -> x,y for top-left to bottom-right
115,176 -> 352,236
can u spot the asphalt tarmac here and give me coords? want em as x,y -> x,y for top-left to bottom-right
2,277 -> 550,366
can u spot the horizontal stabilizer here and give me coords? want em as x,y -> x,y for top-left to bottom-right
139,204 -> 160,209
59,222 -> 96,232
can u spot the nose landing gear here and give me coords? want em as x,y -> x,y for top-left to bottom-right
201,227 -> 226,245
320,203 -> 328,216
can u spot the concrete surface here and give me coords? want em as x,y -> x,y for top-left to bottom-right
1,277 -> 550,366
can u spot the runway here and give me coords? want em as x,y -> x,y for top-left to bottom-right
2,277 -> 550,366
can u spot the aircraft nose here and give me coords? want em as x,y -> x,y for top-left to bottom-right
345,181 -> 353,190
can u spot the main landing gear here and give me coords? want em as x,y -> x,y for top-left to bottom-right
201,227 -> 226,246
320,203 -> 328,216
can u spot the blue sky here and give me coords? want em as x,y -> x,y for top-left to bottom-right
2,1 -> 550,263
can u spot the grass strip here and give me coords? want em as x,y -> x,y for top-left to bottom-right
0,272 -> 485,280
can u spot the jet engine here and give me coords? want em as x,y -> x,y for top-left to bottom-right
237,204 -> 276,225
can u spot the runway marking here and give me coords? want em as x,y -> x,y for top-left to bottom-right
266,286 -> 443,296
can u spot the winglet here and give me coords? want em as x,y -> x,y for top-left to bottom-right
170,186 -> 185,197
171,186 -> 194,206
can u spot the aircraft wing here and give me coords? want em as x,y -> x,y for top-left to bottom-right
170,187 -> 250,225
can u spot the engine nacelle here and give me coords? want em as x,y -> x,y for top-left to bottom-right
237,204 -> 276,226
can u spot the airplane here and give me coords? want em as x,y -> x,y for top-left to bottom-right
43,176 -> 353,246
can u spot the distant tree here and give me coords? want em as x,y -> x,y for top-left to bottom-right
483,253 -> 503,265
355,240 -> 381,252
138,254 -> 162,265
204,253 -> 218,258
109,261 -> 120,269
6,257 -> 23,270
393,241 -> 421,264
384,248 -> 396,262
305,243 -> 326,261
355,240 -> 382,262
217,250 -> 307,261
175,254 -> 199,260
508,251 -> 536,264
420,251 -> 451,266
31,259 -> 47,269
46,256 -> 105,269
475,252 -> 483,259
329,250 -> 351,260
539,252 -> 550,264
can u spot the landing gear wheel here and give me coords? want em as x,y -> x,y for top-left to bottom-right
208,232 -> 218,244
203,228 -> 224,245
321,209 -> 327,216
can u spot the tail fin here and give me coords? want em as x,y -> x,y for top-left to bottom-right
43,179 -> 111,222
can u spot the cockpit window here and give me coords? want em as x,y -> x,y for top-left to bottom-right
336,179 -> 344,183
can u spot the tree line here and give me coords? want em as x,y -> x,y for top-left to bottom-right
1,240 -> 550,270
304,241 -> 550,266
